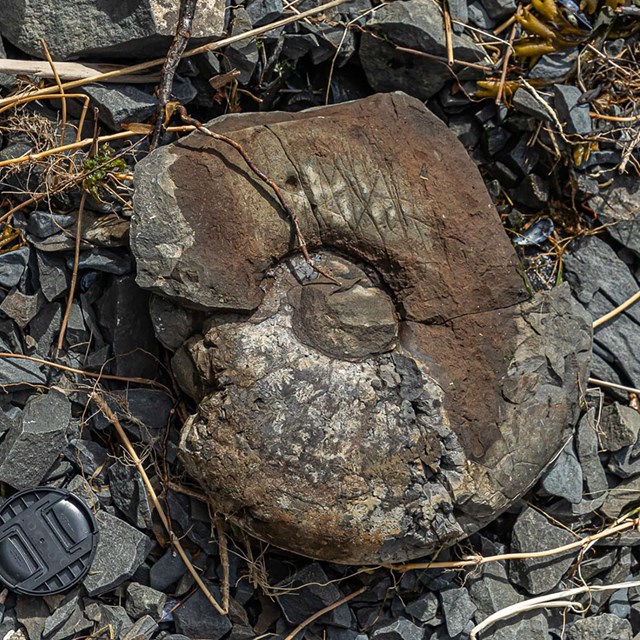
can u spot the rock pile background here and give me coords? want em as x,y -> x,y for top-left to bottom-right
0,0 -> 638,639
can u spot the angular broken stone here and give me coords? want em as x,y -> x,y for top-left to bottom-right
83,511 -> 152,596
599,403 -> 640,452
131,92 -> 592,564
125,582 -> 167,621
0,0 -> 226,60
0,389 -> 71,489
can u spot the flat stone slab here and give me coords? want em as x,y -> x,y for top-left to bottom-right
131,92 -> 591,564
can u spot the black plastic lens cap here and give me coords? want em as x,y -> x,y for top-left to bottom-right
0,487 -> 99,595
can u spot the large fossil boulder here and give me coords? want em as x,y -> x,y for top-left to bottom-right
131,92 -> 592,564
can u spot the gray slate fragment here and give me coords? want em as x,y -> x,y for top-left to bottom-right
405,592 -> 439,623
83,510 -> 152,596
16,595 -> 48,640
510,507 -> 576,595
224,9 -> 258,84
599,403 -> 640,452
0,246 -> 29,288
83,83 -> 155,131
372,618 -> 424,640
173,582 -> 232,640
600,475 -> 640,519
0,389 -> 71,489
27,211 -> 75,238
28,302 -> 62,357
0,0 -> 225,60
276,563 -> 352,628
589,175 -> 640,257
478,0 -> 516,19
84,602 -> 133,639
150,548 -> 190,591
149,295 -> 196,351
529,50 -> 578,80
440,587 -> 477,637
125,582 -> 167,621
37,252 -> 69,302
469,561 -> 549,640
110,460 -> 153,529
246,0 -> 283,27
0,289 -> 42,328
564,236 -> 640,387
541,439 -> 583,504
575,409 -> 608,505
66,474 -> 99,509
122,615 -> 158,640
567,613 -> 632,640
554,84 -> 592,135
512,88 -> 552,121
70,249 -> 133,274
360,0 -> 484,100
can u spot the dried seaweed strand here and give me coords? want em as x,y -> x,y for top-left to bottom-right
177,106 -> 341,284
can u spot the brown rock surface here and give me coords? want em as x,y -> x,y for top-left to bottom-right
131,92 -> 592,564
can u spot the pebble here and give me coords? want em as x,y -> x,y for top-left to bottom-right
83,510 -> 153,596
0,389 -> 71,490
440,587 -> 477,637
599,402 -> 640,452
125,582 -> 167,621
0,247 -> 30,288
509,507 -> 575,595
541,438 -> 583,504
150,548 -> 190,592
512,88 -> 552,121
567,613 -> 632,640
0,289 -> 43,328
173,582 -> 232,640
554,84 -> 592,135
404,592 -> 439,623
110,460 -> 154,529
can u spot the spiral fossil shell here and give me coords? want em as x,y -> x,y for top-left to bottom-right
131,92 -> 592,563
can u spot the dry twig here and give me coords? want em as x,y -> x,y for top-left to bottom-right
150,0 -> 198,150
92,392 -> 228,615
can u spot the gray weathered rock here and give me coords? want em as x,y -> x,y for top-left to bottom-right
83,511 -> 152,596
541,439 -> 583,504
554,84 -> 592,135
371,618 -> 424,640
173,582 -> 232,640
84,602 -> 134,639
360,2 -> 484,100
122,615 -> 158,640
132,92 -> 591,564
440,587 -> 477,637
574,409 -> 608,511
0,389 -> 71,489
567,613 -> 632,640
0,0 -> 225,60
590,175 -> 640,257
110,461 -> 154,529
479,0 -> 517,19
564,236 -> 640,387
599,403 -> 640,452
512,88 -> 552,121
149,549 -> 189,592
125,583 -> 167,621
509,507 -> 576,595
0,246 -> 29,288
0,289 -> 43,328
405,592 -> 439,623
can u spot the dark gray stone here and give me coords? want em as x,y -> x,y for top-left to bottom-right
599,403 -> 640,452
564,237 -> 640,387
66,474 -> 99,509
512,88 -> 552,121
589,175 -> 640,257
440,587 -> 477,637
541,438 -> 583,504
0,289 -> 42,328
65,438 -> 110,484
0,389 -> 70,489
0,0 -> 225,59
529,50 -> 578,81
554,84 -> 591,135
478,0 -> 516,20
469,561 -> 549,640
600,475 -> 640,519
27,211 -> 75,238
70,248 -> 133,274
125,582 -> 167,620
567,613 -> 632,640
173,582 -> 232,640
96,275 -> 159,379
83,511 -> 153,596
43,592 -> 92,640
110,460 -> 153,529
405,592 -> 439,623
224,9 -> 258,84
371,618 -> 424,640
122,615 -> 158,640
448,0 -> 468,32
0,246 -> 29,288
609,444 -> 640,479
150,548 -> 190,592
574,409 -> 608,508
609,585 -> 631,619
512,173 -> 550,211
84,602 -> 134,639
509,507 -> 576,595
28,302 -> 62,357
83,83 -> 155,130
277,564 -> 352,628
246,0 -> 283,27
36,252 -> 69,302
467,2 -> 496,29
149,295 -> 196,351
16,595 -> 48,640
360,1 -> 484,100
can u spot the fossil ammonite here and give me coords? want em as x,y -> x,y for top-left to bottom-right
131,92 -> 592,564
